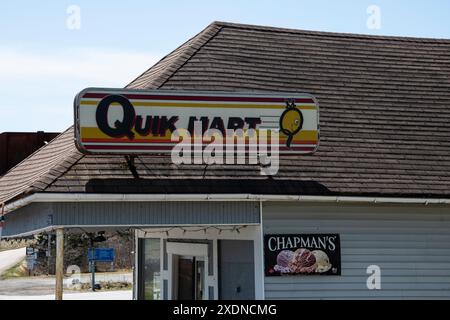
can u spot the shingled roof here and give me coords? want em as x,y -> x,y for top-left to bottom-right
1,21 -> 450,204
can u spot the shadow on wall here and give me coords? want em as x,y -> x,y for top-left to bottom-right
85,178 -> 332,195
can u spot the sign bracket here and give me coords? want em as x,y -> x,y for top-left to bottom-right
124,155 -> 139,178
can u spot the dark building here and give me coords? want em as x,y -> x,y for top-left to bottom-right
0,132 -> 59,176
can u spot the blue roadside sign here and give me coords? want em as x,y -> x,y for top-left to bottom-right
88,248 -> 115,262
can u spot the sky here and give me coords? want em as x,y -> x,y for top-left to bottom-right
1,0 -> 450,132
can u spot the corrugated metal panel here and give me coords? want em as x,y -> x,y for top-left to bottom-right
52,201 -> 260,226
3,201 -> 259,237
2,203 -> 53,237
263,202 -> 450,300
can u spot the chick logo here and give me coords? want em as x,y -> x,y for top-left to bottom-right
279,99 -> 303,148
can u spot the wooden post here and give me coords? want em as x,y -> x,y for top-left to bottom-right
55,228 -> 64,300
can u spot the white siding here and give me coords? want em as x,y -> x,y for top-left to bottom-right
263,202 -> 450,300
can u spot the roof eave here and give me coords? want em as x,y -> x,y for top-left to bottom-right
4,192 -> 450,215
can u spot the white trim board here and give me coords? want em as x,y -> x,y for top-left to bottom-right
5,193 -> 450,214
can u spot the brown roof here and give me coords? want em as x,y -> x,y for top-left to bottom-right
1,21 -> 450,203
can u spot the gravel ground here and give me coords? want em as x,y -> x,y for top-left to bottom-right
0,272 -> 132,295
0,248 -> 133,299
0,290 -> 132,300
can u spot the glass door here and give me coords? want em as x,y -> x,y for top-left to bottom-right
176,255 -> 205,300
166,241 -> 209,300
195,259 -> 205,300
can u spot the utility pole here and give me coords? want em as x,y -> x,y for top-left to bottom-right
55,228 -> 64,300
90,257 -> 96,291
47,233 -> 52,275
89,237 -> 96,292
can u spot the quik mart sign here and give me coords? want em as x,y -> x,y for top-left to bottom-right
74,88 -> 319,173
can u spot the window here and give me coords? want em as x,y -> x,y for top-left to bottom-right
142,238 -> 161,300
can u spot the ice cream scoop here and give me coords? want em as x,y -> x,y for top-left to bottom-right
276,250 -> 294,268
312,250 -> 332,273
289,248 -> 317,273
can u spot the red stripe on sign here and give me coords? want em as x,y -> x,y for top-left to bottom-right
279,146 -> 316,151
82,138 -> 175,143
81,138 -> 318,145
281,153 -> 315,156
85,145 -> 174,150
85,144 -> 315,152
82,93 -> 314,104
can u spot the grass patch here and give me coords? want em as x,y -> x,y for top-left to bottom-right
68,281 -> 132,292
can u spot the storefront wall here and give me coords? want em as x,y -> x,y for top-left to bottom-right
263,202 -> 450,299
135,225 -> 264,300
6,199 -> 450,300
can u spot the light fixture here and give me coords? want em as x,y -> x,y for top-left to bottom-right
93,231 -> 107,242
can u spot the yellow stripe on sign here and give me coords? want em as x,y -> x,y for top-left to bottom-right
79,100 -> 317,110
80,127 -> 318,142
292,130 -> 318,141
81,127 -> 173,140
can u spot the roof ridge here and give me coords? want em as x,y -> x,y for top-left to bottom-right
126,22 -> 223,89
213,21 -> 450,43
155,23 -> 224,88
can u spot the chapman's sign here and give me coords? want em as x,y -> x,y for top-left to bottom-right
74,88 -> 319,155
264,234 -> 341,276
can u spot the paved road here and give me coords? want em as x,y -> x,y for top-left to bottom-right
0,277 -> 56,295
0,272 -> 132,296
0,290 -> 132,300
0,248 -> 132,298
0,248 -> 26,275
